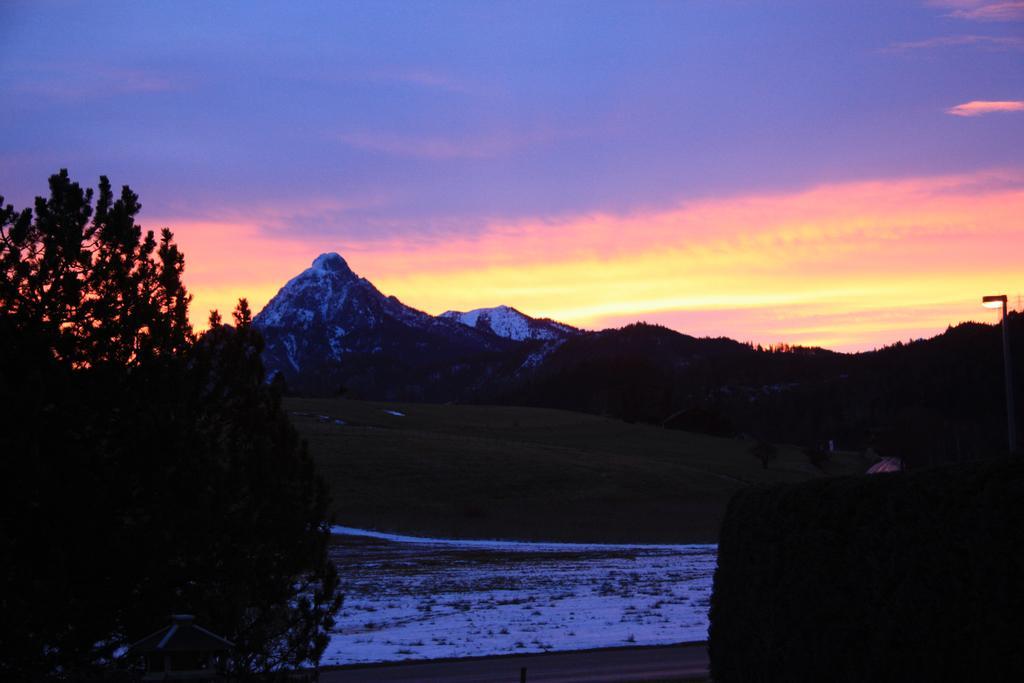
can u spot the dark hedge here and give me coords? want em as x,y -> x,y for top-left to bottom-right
708,459 -> 1024,682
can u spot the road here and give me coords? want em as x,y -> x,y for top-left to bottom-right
319,643 -> 708,682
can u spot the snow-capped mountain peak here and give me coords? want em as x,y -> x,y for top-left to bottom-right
440,305 -> 577,342
254,253 -> 376,332
311,252 -> 355,276
252,253 -> 519,394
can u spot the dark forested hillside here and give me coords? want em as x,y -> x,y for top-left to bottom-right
497,318 -> 1022,467
494,323 -> 756,423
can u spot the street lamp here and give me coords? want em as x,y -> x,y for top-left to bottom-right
982,294 -> 1017,455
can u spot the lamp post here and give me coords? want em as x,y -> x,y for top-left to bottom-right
982,295 -> 1017,455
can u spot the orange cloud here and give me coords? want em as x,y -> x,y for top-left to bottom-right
156,170 -> 1024,351
946,100 -> 1024,116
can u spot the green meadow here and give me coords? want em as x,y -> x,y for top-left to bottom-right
287,398 -> 869,543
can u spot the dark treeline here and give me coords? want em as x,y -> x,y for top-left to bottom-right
497,320 -> 1022,467
0,171 -> 340,678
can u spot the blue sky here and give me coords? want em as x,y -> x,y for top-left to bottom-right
1,1 -> 1022,349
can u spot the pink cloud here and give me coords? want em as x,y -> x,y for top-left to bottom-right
930,1 -> 1024,21
946,100 -> 1024,116
12,65 -> 181,101
887,34 -> 1024,51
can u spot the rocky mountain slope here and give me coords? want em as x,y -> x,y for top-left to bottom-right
254,253 -> 524,397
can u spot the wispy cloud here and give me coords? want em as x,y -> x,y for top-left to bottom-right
946,100 -> 1024,116
293,66 -> 492,98
333,131 -> 510,159
331,127 -> 570,160
887,34 -> 1024,51
369,68 -> 476,95
930,1 -> 1024,21
7,64 -> 181,101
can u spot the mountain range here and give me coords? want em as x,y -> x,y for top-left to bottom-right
253,253 -> 574,398
254,253 -> 1022,466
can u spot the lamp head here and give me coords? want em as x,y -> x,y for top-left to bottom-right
983,294 -> 1007,309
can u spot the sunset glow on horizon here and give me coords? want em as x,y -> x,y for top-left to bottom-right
3,1 -> 1022,352
162,168 -> 1024,352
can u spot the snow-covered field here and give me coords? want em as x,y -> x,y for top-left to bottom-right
323,526 -> 717,666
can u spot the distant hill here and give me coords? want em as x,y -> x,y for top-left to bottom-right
496,323 -> 755,422
255,253 -> 1022,466
498,317 -> 1022,467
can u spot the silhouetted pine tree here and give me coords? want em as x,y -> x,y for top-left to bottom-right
0,170 -> 340,679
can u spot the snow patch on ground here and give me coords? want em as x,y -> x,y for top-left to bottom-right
330,525 -> 708,552
324,528 -> 716,666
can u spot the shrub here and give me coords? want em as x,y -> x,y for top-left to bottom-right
803,444 -> 827,470
749,440 -> 778,469
709,459 -> 1024,682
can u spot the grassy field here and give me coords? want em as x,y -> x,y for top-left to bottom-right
287,397 -> 870,543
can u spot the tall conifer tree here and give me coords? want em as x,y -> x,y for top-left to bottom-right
0,170 -> 340,678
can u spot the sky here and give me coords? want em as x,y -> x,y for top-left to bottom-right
1,0 -> 1022,351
